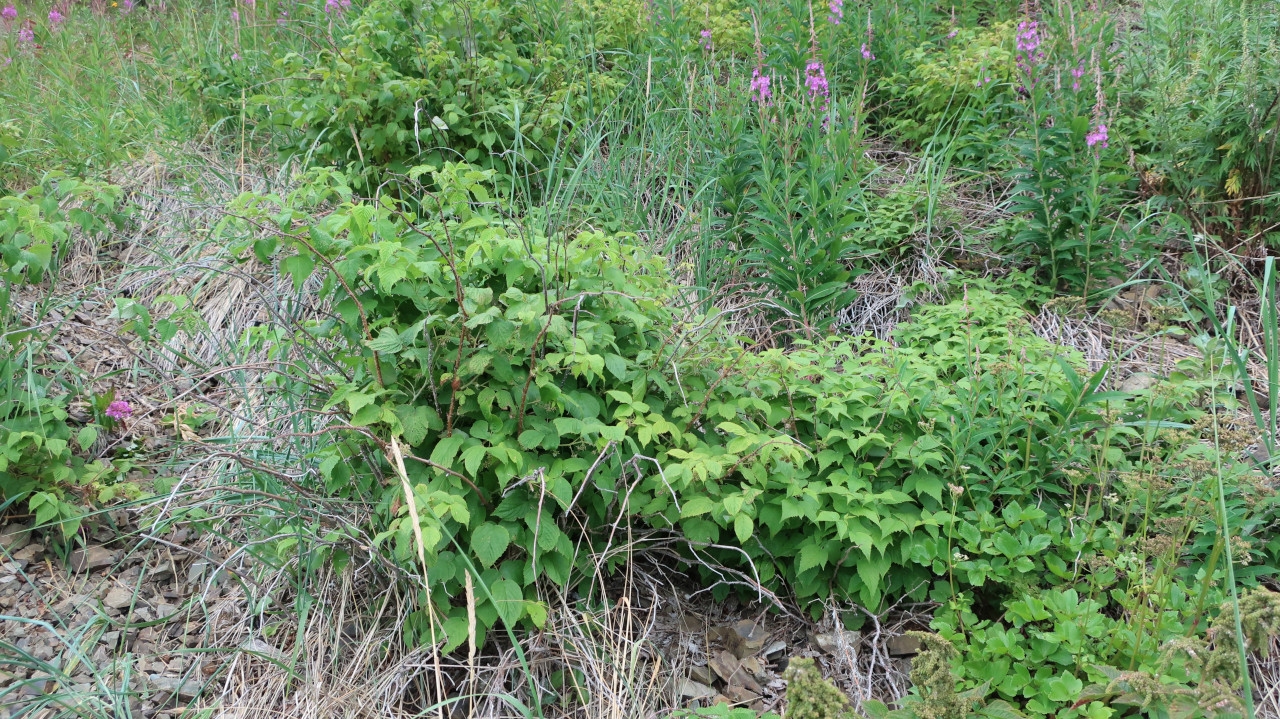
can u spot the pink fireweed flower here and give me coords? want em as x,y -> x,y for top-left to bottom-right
805,59 -> 829,111
749,66 -> 772,106
947,28 -> 958,38
105,400 -> 134,420
231,51 -> 240,60
17,26 -> 33,44
1,56 -> 10,67
1,5 -> 15,20
1014,19 -> 1045,91
861,42 -> 874,60
1085,123 -> 1108,148
827,0 -> 842,24
120,0 -> 134,13
231,9 -> 239,20
699,27 -> 711,50
324,0 -> 352,13
48,10 -> 65,25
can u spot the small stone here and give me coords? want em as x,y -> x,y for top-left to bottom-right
13,543 -> 42,562
104,587 -> 135,610
762,640 -> 786,657
679,678 -> 716,700
724,619 -> 769,659
1118,373 -> 1158,393
709,650 -> 740,683
70,546 -> 116,573
0,523 -> 32,553
148,675 -> 201,700
810,629 -> 857,655
724,684 -> 760,704
887,634 -> 922,657
149,561 -> 175,581
686,664 -> 715,685
740,657 -> 766,679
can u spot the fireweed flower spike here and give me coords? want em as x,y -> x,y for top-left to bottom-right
1085,122 -> 1108,148
700,28 -> 712,50
17,27 -> 33,45
1,5 -> 15,21
861,14 -> 875,59
48,10 -> 65,26
748,12 -> 773,109
105,400 -> 134,420
827,0 -> 842,25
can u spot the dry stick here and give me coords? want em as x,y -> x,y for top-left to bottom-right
387,437 -> 447,719
516,312 -> 558,434
465,570 -> 477,719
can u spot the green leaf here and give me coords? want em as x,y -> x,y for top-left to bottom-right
518,429 -> 544,449
681,496 -> 716,518
366,327 -> 404,354
396,404 -> 441,446
486,578 -> 524,626
604,354 -> 627,380
734,514 -> 752,544
281,253 -> 315,290
472,523 -> 511,569
797,542 -> 827,574
76,426 -> 98,451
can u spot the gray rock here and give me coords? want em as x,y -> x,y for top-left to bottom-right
104,587 -> 135,610
723,619 -> 770,659
0,523 -> 32,553
678,678 -> 716,700
147,675 -> 201,700
686,664 -> 715,685
70,545 -> 116,573
1118,373 -> 1158,393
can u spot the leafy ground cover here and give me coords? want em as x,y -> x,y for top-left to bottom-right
2,0 -> 1280,717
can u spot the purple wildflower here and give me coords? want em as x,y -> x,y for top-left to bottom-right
17,26 -> 33,44
231,9 -> 239,20
48,9 -> 65,25
749,66 -> 772,106
827,0 -> 843,25
105,400 -> 134,420
231,51 -> 241,60
120,0 -> 134,13
1,56 -> 10,67
946,28 -> 957,38
699,27 -> 712,50
1,4 -> 15,21
861,42 -> 874,60
324,0 -> 352,13
805,59 -> 829,107
1085,123 -> 1108,148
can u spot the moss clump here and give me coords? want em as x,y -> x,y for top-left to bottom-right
782,658 -> 856,719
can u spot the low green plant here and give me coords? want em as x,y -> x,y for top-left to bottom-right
275,0 -> 623,194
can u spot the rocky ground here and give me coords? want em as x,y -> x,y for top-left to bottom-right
0,507 -> 920,718
0,514 -> 241,719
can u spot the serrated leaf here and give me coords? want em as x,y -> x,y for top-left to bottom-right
734,514 -> 752,543
396,404 -> 440,446
517,429 -> 544,449
472,523 -> 510,568
797,542 -> 827,574
681,496 -> 716,518
366,328 -> 404,354
281,253 -> 315,291
486,578 -> 524,626
76,426 -> 98,451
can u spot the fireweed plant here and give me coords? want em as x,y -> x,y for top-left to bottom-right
1004,9 -> 1151,294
